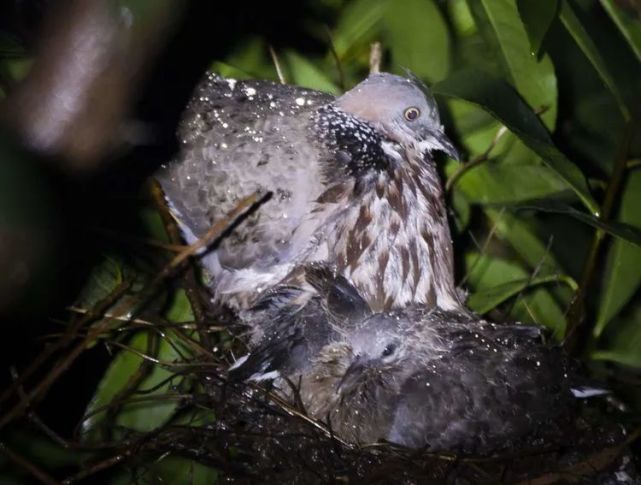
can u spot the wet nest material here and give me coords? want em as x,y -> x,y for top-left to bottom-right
133,359 -> 637,484
1,185 -> 638,484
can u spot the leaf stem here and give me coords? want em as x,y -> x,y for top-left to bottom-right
446,125 -> 508,192
565,121 -> 634,354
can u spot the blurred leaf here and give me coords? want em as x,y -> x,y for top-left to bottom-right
448,0 -> 477,37
75,255 -> 124,308
212,38 -> 274,80
592,306 -> 641,367
149,456 -> 218,485
600,0 -> 641,63
383,0 -> 451,81
516,0 -> 559,56
464,253 -> 567,335
284,51 -> 340,94
595,170 -> 641,336
7,431 -> 83,468
559,0 -> 631,120
112,456 -> 218,485
468,0 -> 558,128
446,99 -> 505,156
332,0 -> 387,58
456,163 -> 572,204
82,331 -> 183,437
139,207 -> 169,244
166,288 -> 195,323
450,187 -> 471,231
514,200 -> 641,247
468,274 -> 575,315
434,69 -> 598,214
486,209 -> 566,272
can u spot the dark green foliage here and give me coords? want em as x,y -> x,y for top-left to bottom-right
1,0 -> 640,482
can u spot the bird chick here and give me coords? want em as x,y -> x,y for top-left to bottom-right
230,265 -> 605,453
157,73 -> 462,312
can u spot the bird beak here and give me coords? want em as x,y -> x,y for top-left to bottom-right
337,356 -> 366,392
428,128 -> 460,162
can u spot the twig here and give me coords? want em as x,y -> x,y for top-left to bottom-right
507,236 -> 554,318
269,46 -> 287,84
0,279 -> 138,429
0,280 -> 131,408
0,442 -> 60,485
369,42 -> 382,74
90,226 -> 185,252
62,453 -> 128,484
627,158 -> 641,169
565,121 -> 634,354
459,207 -> 505,287
446,105 -> 549,192
323,25 -> 345,92
67,306 -> 158,327
148,179 -> 211,348
446,125 -> 508,192
150,191 -> 267,288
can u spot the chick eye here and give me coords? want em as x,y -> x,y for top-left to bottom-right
382,343 -> 396,357
404,107 -> 420,121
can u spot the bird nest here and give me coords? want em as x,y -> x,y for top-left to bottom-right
131,361 -> 636,484
1,186 -> 637,484
64,323 -> 636,484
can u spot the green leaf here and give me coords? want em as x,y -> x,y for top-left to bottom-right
383,0 -> 451,81
112,456 -> 218,485
600,0 -> 641,63
485,209 -> 566,272
82,331 -> 183,438
450,187 -> 471,232
559,0 -> 631,120
513,200 -> 641,248
332,0 -> 387,59
464,253 -> 567,336
455,163 -> 573,204
145,456 -> 218,485
214,37 -> 274,80
448,0 -> 477,37
284,51 -> 340,94
434,69 -> 598,214
468,0 -> 558,128
75,255 -> 124,308
516,0 -> 559,56
139,207 -> 170,244
166,288 -> 195,323
468,274 -> 575,315
7,431 -> 83,468
595,170 -> 641,336
591,306 -> 641,368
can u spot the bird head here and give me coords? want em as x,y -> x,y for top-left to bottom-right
336,313 -> 415,392
335,72 -> 459,161
335,307 -> 453,392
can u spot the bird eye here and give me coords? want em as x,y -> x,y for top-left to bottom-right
382,343 -> 396,357
404,107 -> 420,121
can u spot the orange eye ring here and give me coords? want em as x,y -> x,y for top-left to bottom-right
404,107 -> 420,121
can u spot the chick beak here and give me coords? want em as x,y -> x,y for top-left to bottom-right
337,356 -> 367,391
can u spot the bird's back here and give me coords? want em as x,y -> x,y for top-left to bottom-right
388,318 -> 577,452
157,75 -> 335,301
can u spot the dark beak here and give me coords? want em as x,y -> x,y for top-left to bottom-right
429,128 -> 460,162
337,356 -> 367,391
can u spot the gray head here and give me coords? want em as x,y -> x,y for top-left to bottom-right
335,310 -> 448,391
335,72 -> 459,160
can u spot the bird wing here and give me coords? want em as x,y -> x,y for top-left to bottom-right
157,75 -> 335,274
230,287 -> 340,382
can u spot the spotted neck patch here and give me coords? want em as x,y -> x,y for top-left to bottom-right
312,105 -> 391,180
